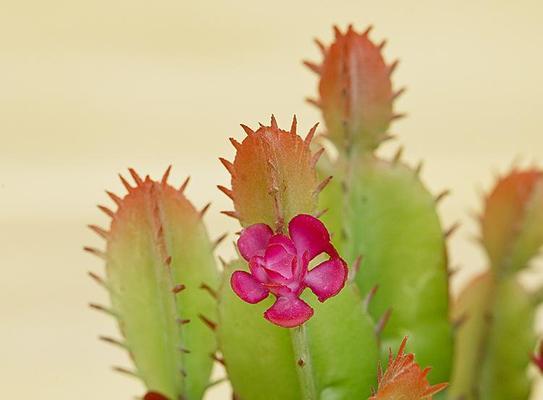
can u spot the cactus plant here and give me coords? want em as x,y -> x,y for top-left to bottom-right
86,168 -> 220,399
304,25 -> 453,384
450,169 -> 543,400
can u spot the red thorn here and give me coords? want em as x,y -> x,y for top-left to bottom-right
392,113 -> 407,121
333,25 -> 342,38
180,347 -> 191,354
363,25 -> 373,36
200,283 -> 218,299
177,318 -> 191,325
83,246 -> 106,259
392,147 -> 403,163
128,168 -> 143,186
172,284 -> 186,294
119,174 -> 133,192
161,165 -> 172,185
98,205 -> 115,218
314,176 -> 333,196
270,114 -> 278,129
290,115 -> 297,135
375,308 -> 392,335
350,255 -> 363,280
89,303 -> 116,317
164,256 -> 172,266
112,366 -> 138,378
99,335 -> 126,348
217,185 -> 234,200
179,176 -> 190,193
435,190 -> 451,204
199,202 -> 211,217
393,87 -> 406,100
106,190 -> 123,206
415,161 -> 424,176
199,314 -> 218,331
88,224 -> 109,239
311,147 -> 325,168
88,271 -> 106,286
314,38 -> 326,54
297,359 -> 305,367
221,210 -> 239,220
305,122 -> 319,145
388,60 -> 399,75
219,158 -> 235,175
364,285 -> 379,311
303,60 -> 321,74
240,124 -> 255,136
315,208 -> 328,218
229,138 -> 242,150
378,39 -> 387,50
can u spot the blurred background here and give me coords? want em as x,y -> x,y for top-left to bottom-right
1,0 -> 543,398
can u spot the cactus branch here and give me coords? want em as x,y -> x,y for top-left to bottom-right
290,324 -> 317,400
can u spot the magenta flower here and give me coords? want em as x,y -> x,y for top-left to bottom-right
230,214 -> 348,328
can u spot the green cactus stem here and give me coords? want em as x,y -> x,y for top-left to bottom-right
86,168 -> 220,400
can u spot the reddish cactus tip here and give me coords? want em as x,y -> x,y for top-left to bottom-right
307,24 -> 400,151
532,341 -> 543,373
144,391 -> 170,400
370,337 -> 448,400
230,214 -> 347,328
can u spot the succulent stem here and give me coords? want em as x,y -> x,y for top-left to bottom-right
290,324 -> 317,400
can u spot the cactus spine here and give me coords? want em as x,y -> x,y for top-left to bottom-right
305,25 -> 453,384
450,169 -> 543,399
86,168 -> 220,399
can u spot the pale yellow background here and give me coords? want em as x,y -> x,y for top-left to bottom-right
2,0 -> 543,399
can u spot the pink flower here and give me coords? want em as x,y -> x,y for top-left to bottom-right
230,214 -> 348,328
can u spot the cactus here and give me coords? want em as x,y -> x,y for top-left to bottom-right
305,25 -> 453,384
217,117 -> 380,400
86,168 -> 220,399
450,169 -> 543,400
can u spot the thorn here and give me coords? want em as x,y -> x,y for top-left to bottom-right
363,285 -> 379,311
315,208 -> 328,218
229,137 -> 242,150
99,335 -> 127,349
381,133 -> 396,143
219,158 -> 235,175
303,60 -> 321,74
415,161 -> 424,176
378,39 -> 387,50
375,308 -> 392,336
388,60 -> 399,75
445,222 -> 460,239
128,168 -> 143,186
435,189 -> 451,204
106,190 -> 123,206
89,303 -> 116,317
314,38 -> 326,54
179,176 -> 190,193
212,353 -> 226,366
270,114 -> 278,129
393,87 -> 406,100
290,115 -> 297,135
305,122 -> 319,145
88,224 -> 109,239
453,313 -> 468,330
199,314 -> 218,331
217,185 -> 234,200
88,271 -> 106,287
218,256 -> 228,268
392,146 -> 403,163
240,124 -> 255,136
164,256 -> 172,266
112,366 -> 139,378
180,368 -> 188,377
258,122 -> 265,128
306,98 -> 321,109
350,255 -> 363,281
392,113 -> 406,121
333,25 -> 342,38
98,205 -> 115,218
314,176 -> 333,196
180,347 -> 191,354
119,174 -> 134,192
298,358 -> 305,367
363,25 -> 373,36
198,203 -> 211,218
311,147 -> 325,168
213,233 -> 228,249
172,284 -> 186,294
221,210 -> 239,220
200,283 -> 218,299
83,246 -> 106,259
177,318 -> 191,325
161,165 -> 172,185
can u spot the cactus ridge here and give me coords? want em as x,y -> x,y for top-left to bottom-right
86,167 -> 220,400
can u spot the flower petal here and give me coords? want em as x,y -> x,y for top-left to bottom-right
237,223 -> 273,261
305,258 -> 348,302
249,257 -> 268,283
288,214 -> 335,259
264,236 -> 296,278
231,271 -> 269,304
264,296 -> 314,327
